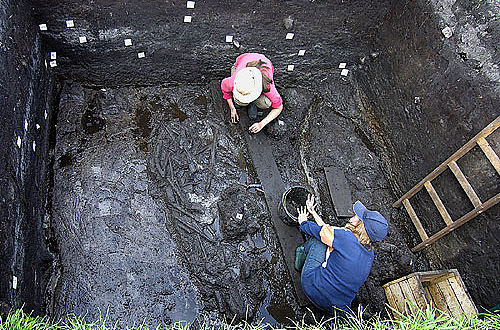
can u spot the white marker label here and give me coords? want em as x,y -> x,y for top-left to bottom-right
79,36 -> 87,43
287,64 -> 294,71
17,136 -> 21,148
339,62 -> 347,69
286,33 -> 294,40
184,15 -> 192,23
12,276 -> 18,290
39,24 -> 47,31
298,49 -> 305,56
66,20 -> 74,28
138,52 -> 145,58
341,69 -> 349,76
235,213 -> 243,220
186,1 -> 195,8
49,60 -> 57,67
225,35 -> 233,43
124,38 -> 132,46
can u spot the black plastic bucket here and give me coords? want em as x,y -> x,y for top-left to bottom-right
279,186 -> 311,226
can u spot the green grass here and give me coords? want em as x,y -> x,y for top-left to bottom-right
1,306 -> 499,330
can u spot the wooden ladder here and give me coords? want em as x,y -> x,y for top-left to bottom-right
393,115 -> 500,252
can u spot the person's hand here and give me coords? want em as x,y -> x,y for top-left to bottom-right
297,206 -> 309,224
306,194 -> 316,213
231,108 -> 239,124
249,121 -> 264,134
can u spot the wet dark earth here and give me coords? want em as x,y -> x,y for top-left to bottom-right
49,80 -> 427,326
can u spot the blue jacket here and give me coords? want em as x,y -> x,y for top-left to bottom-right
300,221 -> 374,311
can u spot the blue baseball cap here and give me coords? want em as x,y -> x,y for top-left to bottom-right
353,201 -> 388,242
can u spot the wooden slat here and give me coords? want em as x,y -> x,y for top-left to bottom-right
384,287 -> 400,318
407,276 -> 430,309
424,181 -> 453,226
423,285 -> 435,309
402,199 -> 428,241
399,279 -> 420,315
477,137 -> 500,176
422,273 -> 455,286
450,270 -> 478,316
448,276 -> 477,317
389,283 -> 407,317
419,269 -> 454,282
437,280 -> 464,318
427,282 -> 451,315
412,192 -> 500,252
393,115 -> 500,207
448,161 -> 482,208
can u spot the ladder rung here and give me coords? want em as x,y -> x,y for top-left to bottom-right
402,199 -> 428,241
448,161 -> 482,208
424,181 -> 453,226
477,137 -> 500,176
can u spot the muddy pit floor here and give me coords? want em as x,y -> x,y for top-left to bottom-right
48,80 -> 427,326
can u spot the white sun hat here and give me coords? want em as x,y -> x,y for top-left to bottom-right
233,67 -> 263,104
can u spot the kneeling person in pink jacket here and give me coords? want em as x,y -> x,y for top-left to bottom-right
221,53 -> 283,134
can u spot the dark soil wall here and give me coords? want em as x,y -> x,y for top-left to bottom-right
31,0 -> 396,86
354,0 -> 500,309
0,0 -> 55,316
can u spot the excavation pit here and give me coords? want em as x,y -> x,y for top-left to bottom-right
1,0 -> 499,327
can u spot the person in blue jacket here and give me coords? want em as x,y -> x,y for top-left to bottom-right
296,194 -> 388,313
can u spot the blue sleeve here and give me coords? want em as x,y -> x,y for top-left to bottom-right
299,221 -> 322,241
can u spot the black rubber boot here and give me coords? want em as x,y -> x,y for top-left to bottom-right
247,103 -> 257,120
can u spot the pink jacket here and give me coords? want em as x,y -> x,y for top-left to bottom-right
221,53 -> 283,109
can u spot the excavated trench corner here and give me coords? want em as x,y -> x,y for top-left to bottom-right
1,0 -> 499,326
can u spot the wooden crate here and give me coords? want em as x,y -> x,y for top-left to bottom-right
383,269 -> 477,318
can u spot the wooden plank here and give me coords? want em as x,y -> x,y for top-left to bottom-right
448,161 -> 482,208
477,137 -> 500,176
437,280 -> 464,318
388,283 -> 407,317
393,115 -> 500,207
407,276 -> 430,309
402,199 -> 429,241
384,287 -> 400,318
426,282 -> 451,315
424,181 -> 453,226
383,273 -> 412,288
324,166 -> 354,218
412,192 -> 500,252
239,111 -> 309,306
421,272 -> 455,286
399,279 -> 419,315
424,285 -> 436,309
451,269 -> 478,315
448,276 -> 477,317
418,269 -> 453,281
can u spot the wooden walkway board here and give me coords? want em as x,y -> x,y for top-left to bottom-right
239,112 -> 309,306
324,166 -> 354,218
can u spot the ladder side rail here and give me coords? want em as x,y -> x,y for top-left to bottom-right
394,115 -> 500,208
411,192 -> 500,252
